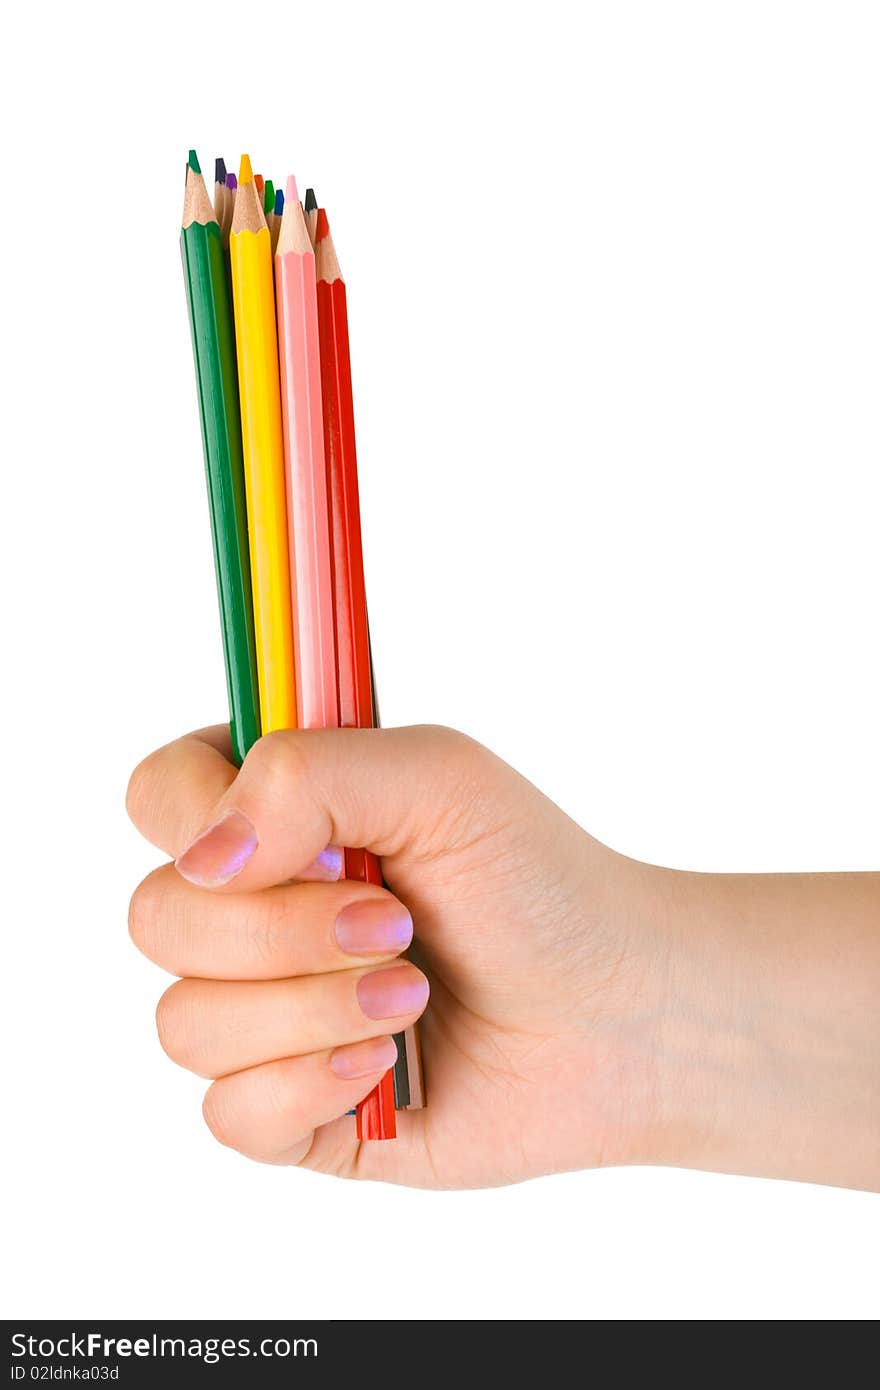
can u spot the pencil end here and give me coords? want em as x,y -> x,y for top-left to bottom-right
304,186 -> 318,212
238,153 -> 253,185
226,172 -> 238,192
315,207 -> 329,241
286,174 -> 299,204
263,179 -> 275,215
187,149 -> 201,175
274,187 -> 285,216
214,156 -> 227,184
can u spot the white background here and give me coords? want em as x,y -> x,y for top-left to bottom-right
2,0 -> 878,1321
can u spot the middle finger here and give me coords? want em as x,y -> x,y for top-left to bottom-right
129,867 -> 415,980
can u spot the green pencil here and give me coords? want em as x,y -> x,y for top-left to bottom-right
180,149 -> 260,764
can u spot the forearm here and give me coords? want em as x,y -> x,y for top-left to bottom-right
636,865 -> 880,1190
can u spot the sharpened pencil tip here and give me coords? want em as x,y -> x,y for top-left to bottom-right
286,174 -> 299,204
315,208 -> 329,240
304,187 -> 318,212
255,173 -> 264,194
274,187 -> 285,216
226,172 -> 238,191
263,179 -> 275,215
214,156 -> 227,184
238,154 -> 253,185
188,149 -> 201,174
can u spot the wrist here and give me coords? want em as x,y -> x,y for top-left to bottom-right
628,864 -> 880,1191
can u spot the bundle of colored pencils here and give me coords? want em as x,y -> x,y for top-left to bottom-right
180,150 -> 424,1140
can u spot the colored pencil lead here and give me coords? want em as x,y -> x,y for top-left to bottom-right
304,187 -> 318,212
255,173 -> 265,196
239,153 -> 253,185
263,179 -> 275,216
188,149 -> 201,174
315,208 -> 329,240
215,156 -> 227,184
287,175 -> 300,203
274,187 -> 285,216
226,171 -> 238,192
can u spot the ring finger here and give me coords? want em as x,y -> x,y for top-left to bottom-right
156,961 -> 430,1078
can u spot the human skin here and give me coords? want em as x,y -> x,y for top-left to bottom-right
126,724 -> 880,1191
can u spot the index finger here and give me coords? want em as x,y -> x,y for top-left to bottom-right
126,725 -> 238,857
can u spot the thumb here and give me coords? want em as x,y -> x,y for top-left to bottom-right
173,724 -> 498,892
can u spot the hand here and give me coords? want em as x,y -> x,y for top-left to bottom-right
126,724 -> 662,1185
126,725 -> 880,1191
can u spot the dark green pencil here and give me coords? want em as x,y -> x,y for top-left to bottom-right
180,149 -> 260,764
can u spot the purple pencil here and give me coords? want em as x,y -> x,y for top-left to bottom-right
220,172 -> 237,245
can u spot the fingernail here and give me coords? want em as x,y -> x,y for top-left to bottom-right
298,845 -> 344,883
330,1035 -> 398,1080
357,965 -> 429,1020
175,810 -> 258,886
335,899 -> 413,956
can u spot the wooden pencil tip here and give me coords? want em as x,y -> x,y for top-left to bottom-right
188,149 -> 201,174
238,153 -> 253,184
226,172 -> 238,191
274,187 -> 285,215
286,174 -> 299,203
304,187 -> 318,212
214,156 -> 227,184
315,208 -> 330,241
263,179 -> 275,215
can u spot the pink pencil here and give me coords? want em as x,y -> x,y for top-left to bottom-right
274,176 -> 338,729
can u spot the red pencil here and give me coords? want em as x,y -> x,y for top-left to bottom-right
315,207 -> 396,1141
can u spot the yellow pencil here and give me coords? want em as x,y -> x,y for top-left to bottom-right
229,154 -> 297,732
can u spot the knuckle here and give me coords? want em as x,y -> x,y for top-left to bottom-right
127,869 -> 163,952
409,726 -> 501,842
202,1083 -> 239,1150
241,730 -> 312,821
155,980 -> 201,1071
248,892 -> 290,963
251,728 -> 310,800
246,727 -> 299,776
418,723 -> 490,767
125,752 -> 155,829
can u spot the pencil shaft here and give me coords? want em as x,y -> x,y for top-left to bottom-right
276,250 -> 339,729
230,226 -> 297,732
367,624 -> 421,1108
317,269 -> 397,1139
317,279 -> 373,728
181,219 -> 260,763
349,847 -> 397,1137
